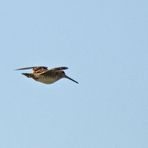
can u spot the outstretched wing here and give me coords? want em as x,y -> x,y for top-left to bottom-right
16,66 -> 48,71
39,66 -> 68,76
49,66 -> 68,71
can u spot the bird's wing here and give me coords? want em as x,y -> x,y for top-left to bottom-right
16,66 -> 48,71
49,66 -> 68,71
39,67 -> 68,76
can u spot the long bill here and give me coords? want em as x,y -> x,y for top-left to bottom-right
65,75 -> 79,84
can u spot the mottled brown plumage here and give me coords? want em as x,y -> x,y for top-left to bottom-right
16,66 -> 78,84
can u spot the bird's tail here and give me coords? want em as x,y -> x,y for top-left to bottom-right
22,73 -> 34,78
64,75 -> 79,84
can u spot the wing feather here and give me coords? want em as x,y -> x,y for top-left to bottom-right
49,67 -> 68,71
15,66 -> 48,71
39,67 -> 68,76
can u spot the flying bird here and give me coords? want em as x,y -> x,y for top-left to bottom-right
16,66 -> 78,84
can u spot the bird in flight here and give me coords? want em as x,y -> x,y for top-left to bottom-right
16,66 -> 78,84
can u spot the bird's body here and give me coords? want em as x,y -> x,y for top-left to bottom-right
16,66 -> 78,84
35,74 -> 60,84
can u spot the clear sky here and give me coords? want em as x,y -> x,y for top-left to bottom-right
0,0 -> 147,148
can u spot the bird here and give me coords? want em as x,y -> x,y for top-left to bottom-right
16,66 -> 79,84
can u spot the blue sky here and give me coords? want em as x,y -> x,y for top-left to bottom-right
0,0 -> 148,148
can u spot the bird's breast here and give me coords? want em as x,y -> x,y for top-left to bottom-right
37,76 -> 60,84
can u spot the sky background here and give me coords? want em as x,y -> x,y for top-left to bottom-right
0,0 -> 148,148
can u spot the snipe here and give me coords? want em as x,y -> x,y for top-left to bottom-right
16,66 -> 78,84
